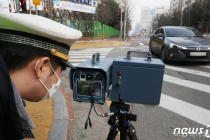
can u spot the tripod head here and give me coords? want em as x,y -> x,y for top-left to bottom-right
108,101 -> 137,126
107,101 -> 138,140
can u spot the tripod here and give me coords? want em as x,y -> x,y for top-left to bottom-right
106,101 -> 138,140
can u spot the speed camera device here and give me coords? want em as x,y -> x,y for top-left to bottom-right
70,53 -> 113,104
107,51 -> 165,104
70,51 -> 165,105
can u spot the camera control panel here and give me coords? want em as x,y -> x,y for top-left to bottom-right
69,55 -> 113,104
72,70 -> 106,104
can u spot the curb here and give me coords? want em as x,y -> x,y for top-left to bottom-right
125,37 -> 131,46
48,90 -> 69,140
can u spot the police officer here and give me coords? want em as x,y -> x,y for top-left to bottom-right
0,12 -> 82,139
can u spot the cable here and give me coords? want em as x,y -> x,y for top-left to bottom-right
85,103 -> 93,129
85,76 -> 116,129
90,76 -> 105,117
93,104 -> 104,117
117,85 -> 122,98
85,77 -> 94,129
117,84 -> 125,111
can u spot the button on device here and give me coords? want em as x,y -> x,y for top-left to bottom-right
97,74 -> 103,80
75,73 -> 79,78
118,76 -> 121,80
118,71 -> 122,76
86,74 -> 92,80
81,74 -> 85,79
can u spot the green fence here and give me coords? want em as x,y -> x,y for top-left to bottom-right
102,24 -> 121,40
53,18 -> 120,39
94,21 -> 102,38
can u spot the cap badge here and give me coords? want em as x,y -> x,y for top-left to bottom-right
51,49 -> 69,61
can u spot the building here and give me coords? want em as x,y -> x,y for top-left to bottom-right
181,0 -> 196,11
151,6 -> 170,31
170,0 -> 199,15
152,6 -> 170,19
140,6 -> 170,33
114,0 -> 121,4
140,7 -> 153,34
170,0 -> 180,14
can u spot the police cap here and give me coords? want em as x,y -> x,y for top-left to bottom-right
0,12 -> 83,69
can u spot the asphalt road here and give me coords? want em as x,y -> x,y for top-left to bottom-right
61,36 -> 210,140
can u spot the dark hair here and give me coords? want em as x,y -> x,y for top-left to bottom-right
0,47 -> 66,73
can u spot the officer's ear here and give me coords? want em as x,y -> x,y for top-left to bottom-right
34,57 -> 50,79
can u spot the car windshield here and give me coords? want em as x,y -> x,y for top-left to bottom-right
165,28 -> 203,37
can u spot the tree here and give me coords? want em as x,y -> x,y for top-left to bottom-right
201,0 -> 210,23
124,0 -> 134,33
189,1 -> 202,29
201,0 -> 210,32
153,0 -> 210,33
158,14 -> 172,27
98,0 -> 120,29
171,10 -> 181,26
182,7 -> 191,26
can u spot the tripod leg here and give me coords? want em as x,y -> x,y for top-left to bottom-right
107,123 -> 119,140
126,123 -> 138,140
120,126 -> 128,140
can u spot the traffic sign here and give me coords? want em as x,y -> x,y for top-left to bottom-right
33,0 -> 40,6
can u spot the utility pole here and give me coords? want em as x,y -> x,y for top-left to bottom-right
180,0 -> 183,26
96,0 -> 99,21
124,4 -> 127,40
16,0 -> 20,13
35,5 -> 38,15
120,6 -> 123,40
180,11 -> 183,26
29,0 -> 31,14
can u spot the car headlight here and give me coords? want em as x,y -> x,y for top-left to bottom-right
170,43 -> 187,49
208,47 -> 210,50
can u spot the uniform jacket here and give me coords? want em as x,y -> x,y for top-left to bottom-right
0,54 -> 35,140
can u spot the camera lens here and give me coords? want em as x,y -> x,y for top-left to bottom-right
81,74 -> 85,79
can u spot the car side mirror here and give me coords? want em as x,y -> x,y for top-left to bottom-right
203,34 -> 207,38
157,33 -> 163,37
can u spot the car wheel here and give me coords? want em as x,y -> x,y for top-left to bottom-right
149,43 -> 154,54
161,47 -> 168,63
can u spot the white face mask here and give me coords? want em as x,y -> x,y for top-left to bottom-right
35,60 -> 61,101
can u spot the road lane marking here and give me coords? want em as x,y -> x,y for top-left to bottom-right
165,65 -> 210,78
69,48 -> 113,66
139,43 -> 145,46
69,48 -> 113,54
70,56 -> 105,59
69,52 -> 110,54
69,59 -> 88,62
164,75 -> 210,94
69,54 -> 107,56
199,65 -> 210,69
72,63 -> 80,66
120,47 -> 149,50
79,48 -> 114,52
160,94 -> 210,127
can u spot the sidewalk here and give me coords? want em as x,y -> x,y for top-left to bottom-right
25,99 -> 54,140
71,39 -> 125,49
25,85 -> 69,140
